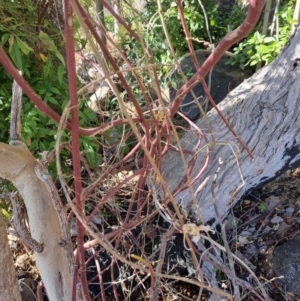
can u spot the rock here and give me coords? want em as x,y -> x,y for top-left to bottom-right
87,81 -> 111,113
76,52 -> 101,85
167,49 -> 250,120
265,235 -> 300,294
19,278 -> 37,301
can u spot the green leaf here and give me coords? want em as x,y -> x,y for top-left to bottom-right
258,202 -> 267,213
39,88 -> 46,95
47,97 -> 59,105
39,31 -> 65,66
24,68 -> 30,78
263,36 -> 275,43
24,126 -> 33,135
42,55 -> 52,78
38,128 -> 50,136
1,208 -> 11,220
85,149 -> 101,169
47,119 -> 56,125
1,33 -> 10,45
16,37 -> 33,55
39,31 -> 56,51
50,87 -> 61,95
48,130 -> 57,135
57,65 -> 66,85
8,37 -> 23,71
30,139 -> 38,149
257,44 -> 270,54
39,141 -> 46,150
250,59 -> 259,66
27,119 -> 37,128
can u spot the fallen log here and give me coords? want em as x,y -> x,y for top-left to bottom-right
160,25 -> 300,225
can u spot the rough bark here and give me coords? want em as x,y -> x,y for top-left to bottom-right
0,142 -> 74,301
160,26 -> 300,225
0,212 -> 22,301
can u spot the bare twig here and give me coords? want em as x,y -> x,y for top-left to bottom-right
10,70 -> 22,144
6,192 -> 44,253
212,158 -> 241,301
151,227 -> 176,301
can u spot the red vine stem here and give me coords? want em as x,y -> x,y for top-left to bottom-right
98,0 -> 165,106
64,1 -> 91,300
177,0 -> 200,69
170,0 -> 264,118
0,47 -> 150,136
166,0 -> 264,159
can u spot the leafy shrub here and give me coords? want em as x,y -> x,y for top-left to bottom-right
121,0 -> 295,74
230,0 -> 296,69
0,0 -> 102,171
132,0 -> 246,65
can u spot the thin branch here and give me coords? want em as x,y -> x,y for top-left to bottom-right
165,0 -> 263,160
64,0 -> 91,299
211,159 -> 241,301
0,47 -> 145,137
152,227 -> 176,300
3,192 -> 44,253
10,71 -> 22,144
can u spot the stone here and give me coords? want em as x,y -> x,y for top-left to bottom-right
87,81 -> 111,113
265,235 -> 300,294
76,52 -> 101,84
19,278 -> 37,301
166,49 -> 250,120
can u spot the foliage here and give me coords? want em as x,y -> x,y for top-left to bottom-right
1,0 -> 296,174
119,0 -> 295,75
258,201 -> 267,213
1,2 -> 289,300
0,0 -> 102,171
121,0 -> 246,73
230,0 -> 296,69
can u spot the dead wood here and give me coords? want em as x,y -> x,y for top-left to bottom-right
160,25 -> 300,225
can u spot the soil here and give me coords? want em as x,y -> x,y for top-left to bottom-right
228,167 -> 300,301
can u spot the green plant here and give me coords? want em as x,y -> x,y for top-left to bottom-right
258,201 -> 267,213
0,179 -> 16,221
230,0 -> 296,69
0,0 -> 102,173
115,0 -> 247,82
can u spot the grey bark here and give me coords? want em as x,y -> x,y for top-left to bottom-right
0,212 -> 22,301
159,26 -> 300,225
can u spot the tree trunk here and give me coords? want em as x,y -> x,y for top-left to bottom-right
0,212 -> 22,301
0,142 -> 75,301
160,25 -> 300,225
